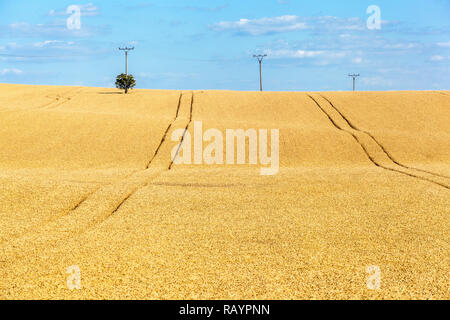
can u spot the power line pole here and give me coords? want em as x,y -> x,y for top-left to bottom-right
348,74 -> 360,91
253,54 -> 267,91
119,47 -> 134,75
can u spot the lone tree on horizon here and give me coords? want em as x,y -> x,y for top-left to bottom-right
115,73 -> 136,94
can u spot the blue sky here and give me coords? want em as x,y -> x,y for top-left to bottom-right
0,0 -> 449,91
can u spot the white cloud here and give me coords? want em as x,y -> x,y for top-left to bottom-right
6,42 -> 18,49
383,43 -> 419,49
32,40 -> 76,49
211,15 -> 372,36
0,39 -> 107,63
0,68 -> 23,75
263,49 -> 323,58
431,55 -> 448,61
79,3 -> 100,16
211,15 -> 307,35
4,21 -> 108,38
437,41 -> 450,48
256,45 -> 352,67
314,16 -> 365,31
48,3 -> 100,17
34,40 -> 63,47
352,57 -> 363,64
339,34 -> 352,39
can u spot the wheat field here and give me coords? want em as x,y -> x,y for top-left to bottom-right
0,83 -> 448,299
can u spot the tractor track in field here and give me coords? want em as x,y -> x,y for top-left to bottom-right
320,94 -> 450,180
69,91 -> 194,234
0,187 -> 101,246
0,89 -> 89,245
146,93 -> 183,169
38,95 -> 71,110
31,88 -> 81,110
43,89 -> 83,110
307,94 -> 449,190
106,92 -> 194,219
169,92 -> 194,170
0,91 -> 194,255
0,88 -> 80,113
65,92 -> 189,216
0,96 -> 56,113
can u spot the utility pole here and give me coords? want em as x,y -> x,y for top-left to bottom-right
253,54 -> 267,91
119,47 -> 134,75
348,74 -> 360,91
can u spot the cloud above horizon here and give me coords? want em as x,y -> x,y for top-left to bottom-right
1,21 -> 109,38
210,15 -> 378,36
210,15 -> 308,35
0,68 -> 23,75
48,3 -> 100,17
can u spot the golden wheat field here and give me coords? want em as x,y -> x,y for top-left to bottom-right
0,83 -> 449,299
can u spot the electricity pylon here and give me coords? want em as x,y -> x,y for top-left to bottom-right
348,74 -> 360,91
119,47 -> 134,75
253,54 -> 267,91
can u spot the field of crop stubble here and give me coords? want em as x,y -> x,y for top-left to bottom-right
0,83 -> 448,299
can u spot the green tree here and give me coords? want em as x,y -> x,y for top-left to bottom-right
115,73 -> 136,94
